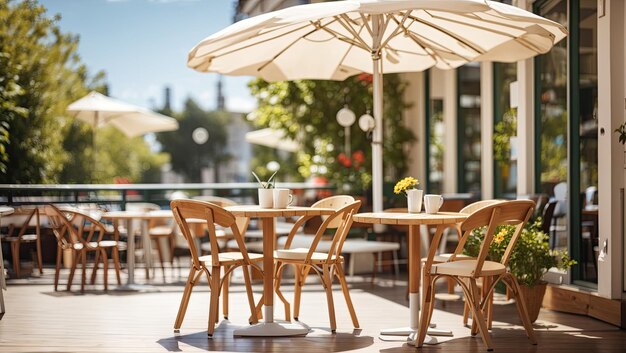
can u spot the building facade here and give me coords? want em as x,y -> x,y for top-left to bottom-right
235,0 -> 626,314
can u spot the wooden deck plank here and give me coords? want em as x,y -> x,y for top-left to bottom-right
0,268 -> 623,352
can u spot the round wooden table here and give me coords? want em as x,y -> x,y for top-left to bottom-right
102,210 -> 175,287
225,205 -> 334,337
352,211 -> 467,344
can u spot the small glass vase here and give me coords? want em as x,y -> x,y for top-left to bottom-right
407,189 -> 423,213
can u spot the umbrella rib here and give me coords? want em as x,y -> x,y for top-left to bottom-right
199,21 -> 315,60
378,11 -> 411,50
358,13 -> 374,40
408,11 -> 486,56
256,18 -> 351,73
427,12 -> 552,55
394,16 -> 473,67
335,14 -> 371,51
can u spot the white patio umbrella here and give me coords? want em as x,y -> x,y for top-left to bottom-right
67,91 -> 178,137
187,0 -> 567,212
245,128 -> 299,152
67,91 -> 178,179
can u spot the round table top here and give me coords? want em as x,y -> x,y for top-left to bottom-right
353,211 -> 467,226
226,205 -> 334,218
0,206 -> 15,217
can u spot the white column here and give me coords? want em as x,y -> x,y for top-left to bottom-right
597,0 -> 625,299
516,58 -> 534,196
403,72 -> 427,187
480,62 -> 494,200
443,69 -> 457,193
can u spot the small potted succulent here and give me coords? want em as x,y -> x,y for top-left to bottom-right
252,171 -> 277,208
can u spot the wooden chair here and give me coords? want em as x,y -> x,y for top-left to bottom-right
1,207 -> 42,278
170,199 -> 262,337
45,205 -> 123,293
274,197 -> 361,333
417,200 -> 536,351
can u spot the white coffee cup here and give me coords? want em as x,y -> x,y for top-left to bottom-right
424,194 -> 444,214
273,188 -> 293,209
258,188 -> 274,208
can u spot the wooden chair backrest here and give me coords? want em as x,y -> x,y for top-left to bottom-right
284,195 -> 356,248
311,195 -> 355,229
46,205 -> 107,247
303,200 -> 361,264
170,199 -> 251,268
45,205 -> 69,247
190,196 -> 248,238
458,200 -> 535,277
459,199 -> 505,215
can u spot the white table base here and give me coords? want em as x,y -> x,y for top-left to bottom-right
233,306 -> 309,337
379,286 -> 452,344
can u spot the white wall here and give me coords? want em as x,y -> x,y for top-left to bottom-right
597,0 -> 625,299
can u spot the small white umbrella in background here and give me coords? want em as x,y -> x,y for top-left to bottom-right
187,0 -> 567,214
245,128 -> 299,152
67,91 -> 179,179
67,91 -> 178,137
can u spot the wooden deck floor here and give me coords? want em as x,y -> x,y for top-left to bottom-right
1,268 -> 624,353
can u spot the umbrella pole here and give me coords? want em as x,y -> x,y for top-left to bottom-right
371,16 -> 384,214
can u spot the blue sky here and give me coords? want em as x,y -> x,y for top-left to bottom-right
40,0 -> 256,113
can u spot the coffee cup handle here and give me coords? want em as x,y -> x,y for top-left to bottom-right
288,194 -> 294,206
439,196 -> 444,208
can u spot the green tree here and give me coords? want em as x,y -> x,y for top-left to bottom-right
0,0 -> 104,183
0,1 -> 166,184
157,98 -> 230,182
248,74 -> 414,193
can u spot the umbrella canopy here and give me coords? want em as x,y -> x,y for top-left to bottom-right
67,91 -> 178,137
188,0 -> 567,212
245,128 -> 299,152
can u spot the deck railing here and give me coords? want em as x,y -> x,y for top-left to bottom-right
0,182 -> 334,210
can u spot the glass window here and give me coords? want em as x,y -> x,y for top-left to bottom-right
428,99 -> 444,194
493,63 -> 518,198
457,63 -> 481,194
537,0 -> 568,198
577,0 -> 598,284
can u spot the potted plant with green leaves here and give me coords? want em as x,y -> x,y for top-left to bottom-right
252,171 -> 277,208
464,219 -> 576,322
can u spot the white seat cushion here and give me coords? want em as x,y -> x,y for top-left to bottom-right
199,252 -> 263,264
149,226 -> 174,236
274,248 -> 337,262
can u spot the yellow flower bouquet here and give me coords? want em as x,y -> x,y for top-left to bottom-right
394,176 -> 419,196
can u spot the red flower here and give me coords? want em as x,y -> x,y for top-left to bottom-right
352,150 -> 365,164
337,153 -> 352,168
357,73 -> 373,84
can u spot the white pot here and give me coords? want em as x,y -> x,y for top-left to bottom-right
407,189 -> 423,213
258,188 -> 274,208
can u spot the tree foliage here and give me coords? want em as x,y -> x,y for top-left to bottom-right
0,0 -> 103,183
157,98 -> 230,182
248,74 -> 415,193
0,0 -> 168,184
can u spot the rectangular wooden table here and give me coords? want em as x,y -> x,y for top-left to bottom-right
352,211 -> 467,345
225,205 -> 334,337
